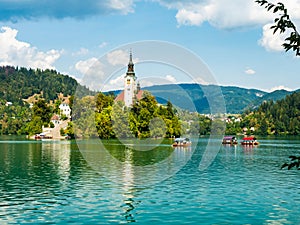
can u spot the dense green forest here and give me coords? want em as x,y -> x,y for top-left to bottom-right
0,66 -> 92,135
0,65 -> 299,137
227,91 -> 300,135
0,66 -> 92,103
71,91 -> 191,139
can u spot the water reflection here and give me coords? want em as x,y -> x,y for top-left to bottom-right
77,138 -> 196,187
122,194 -> 136,223
41,141 -> 71,189
121,147 -> 137,223
76,139 -> 195,223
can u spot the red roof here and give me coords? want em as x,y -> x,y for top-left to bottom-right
243,137 -> 255,140
51,114 -> 60,121
115,90 -> 144,102
115,91 -> 124,101
136,90 -> 144,100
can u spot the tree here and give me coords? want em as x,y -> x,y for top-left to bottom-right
53,99 -> 61,114
25,116 -> 43,135
110,101 -> 134,138
96,106 -> 115,139
255,0 -> 300,56
256,1 -> 300,169
32,99 -> 52,124
64,121 -> 75,139
199,116 -> 212,135
95,92 -> 114,113
259,118 -> 268,135
72,96 -> 98,138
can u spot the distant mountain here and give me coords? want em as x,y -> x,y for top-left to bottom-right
246,89 -> 294,111
140,83 -> 296,114
1,66 -> 295,114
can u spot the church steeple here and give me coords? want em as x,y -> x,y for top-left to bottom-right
123,50 -> 137,107
115,50 -> 144,107
126,50 -> 135,76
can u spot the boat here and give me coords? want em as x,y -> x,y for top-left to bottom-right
172,138 -> 191,147
241,136 -> 259,146
222,136 -> 238,145
34,133 -> 53,140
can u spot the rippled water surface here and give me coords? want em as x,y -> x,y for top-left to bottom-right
0,136 -> 300,224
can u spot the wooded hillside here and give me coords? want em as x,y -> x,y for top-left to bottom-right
0,66 -> 92,104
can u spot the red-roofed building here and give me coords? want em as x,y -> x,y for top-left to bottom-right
51,114 -> 61,127
115,51 -> 144,106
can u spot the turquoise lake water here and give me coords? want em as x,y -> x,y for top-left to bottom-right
0,136 -> 300,224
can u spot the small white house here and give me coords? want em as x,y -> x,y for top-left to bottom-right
59,103 -> 71,119
5,102 -> 12,107
51,114 -> 61,127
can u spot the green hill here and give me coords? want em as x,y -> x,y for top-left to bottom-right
143,84 -> 295,114
242,91 -> 300,135
0,66 -> 92,104
110,83 -> 296,114
0,66 -> 296,114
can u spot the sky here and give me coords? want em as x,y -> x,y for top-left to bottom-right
0,0 -> 299,92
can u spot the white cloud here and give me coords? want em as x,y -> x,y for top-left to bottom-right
102,74 -> 125,91
157,0 -> 274,28
245,68 -> 256,75
75,57 -> 103,76
165,74 -> 177,83
191,76 -> 210,85
156,0 -> 300,28
259,23 -> 288,52
268,85 -> 293,92
107,50 -> 129,66
0,26 -> 61,69
108,0 -> 134,14
75,57 -> 106,90
72,47 -> 89,56
99,42 -> 108,48
156,0 -> 300,54
175,8 -> 207,26
62,71 -> 82,83
107,49 -> 139,66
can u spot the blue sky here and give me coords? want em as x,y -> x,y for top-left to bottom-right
0,0 -> 299,92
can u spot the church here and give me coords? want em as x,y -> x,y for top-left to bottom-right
115,51 -> 143,107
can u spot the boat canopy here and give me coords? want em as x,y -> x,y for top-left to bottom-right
243,137 -> 256,141
174,138 -> 189,142
223,136 -> 236,140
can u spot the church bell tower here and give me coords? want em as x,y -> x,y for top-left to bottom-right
124,51 -> 137,107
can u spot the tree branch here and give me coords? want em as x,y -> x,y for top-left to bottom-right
255,0 -> 300,56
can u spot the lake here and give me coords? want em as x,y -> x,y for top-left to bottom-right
0,136 -> 300,224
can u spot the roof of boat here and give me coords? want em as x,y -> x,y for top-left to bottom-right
242,137 -> 256,140
223,136 -> 236,140
174,137 -> 190,141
